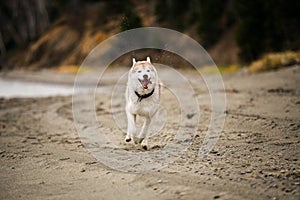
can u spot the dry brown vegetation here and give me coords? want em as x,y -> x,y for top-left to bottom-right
11,3 -> 122,70
248,51 -> 300,74
8,1 -> 240,70
4,0 -> 299,72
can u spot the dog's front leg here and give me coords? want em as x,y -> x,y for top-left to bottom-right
139,116 -> 151,150
125,110 -> 136,142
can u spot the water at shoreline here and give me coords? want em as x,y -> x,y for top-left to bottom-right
0,78 -> 103,98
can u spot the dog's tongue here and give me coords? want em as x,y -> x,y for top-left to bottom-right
141,79 -> 151,89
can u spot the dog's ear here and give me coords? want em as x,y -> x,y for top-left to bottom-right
130,58 -> 136,73
146,57 -> 151,63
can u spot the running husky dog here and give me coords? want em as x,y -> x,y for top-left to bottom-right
125,57 -> 161,150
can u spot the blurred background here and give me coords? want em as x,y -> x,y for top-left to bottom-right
0,0 -> 299,73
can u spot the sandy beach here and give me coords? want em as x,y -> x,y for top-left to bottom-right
0,66 -> 299,200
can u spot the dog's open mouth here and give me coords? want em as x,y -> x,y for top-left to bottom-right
139,78 -> 152,89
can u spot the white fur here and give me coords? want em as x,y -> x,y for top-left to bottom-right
125,57 -> 161,150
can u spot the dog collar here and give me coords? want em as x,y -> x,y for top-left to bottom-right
135,89 -> 155,102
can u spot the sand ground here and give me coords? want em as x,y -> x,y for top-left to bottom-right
0,66 -> 299,200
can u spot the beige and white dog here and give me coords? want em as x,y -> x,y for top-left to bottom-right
125,57 -> 161,150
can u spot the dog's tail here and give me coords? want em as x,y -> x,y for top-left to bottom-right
158,78 -> 164,97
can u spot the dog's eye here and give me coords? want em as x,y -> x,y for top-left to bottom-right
147,70 -> 150,72
138,70 -> 141,73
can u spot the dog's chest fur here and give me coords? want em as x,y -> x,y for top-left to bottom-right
126,92 -> 157,117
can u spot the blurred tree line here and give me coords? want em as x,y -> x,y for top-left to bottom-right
155,0 -> 300,62
0,0 -> 49,56
1,0 -> 299,65
0,0 -> 140,61
0,0 -> 140,45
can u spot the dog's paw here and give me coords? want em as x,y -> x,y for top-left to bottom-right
134,137 -> 144,144
125,135 -> 132,142
142,145 -> 148,150
141,140 -> 148,150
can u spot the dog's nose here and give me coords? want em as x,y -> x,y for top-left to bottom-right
143,74 -> 148,79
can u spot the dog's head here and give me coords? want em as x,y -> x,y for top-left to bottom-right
129,57 -> 157,92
